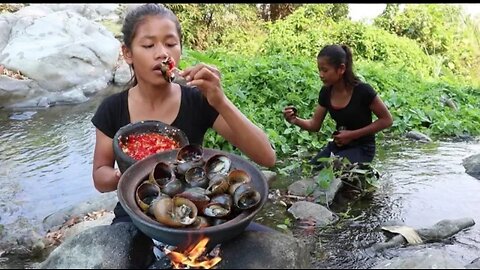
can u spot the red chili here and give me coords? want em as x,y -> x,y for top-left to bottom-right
120,132 -> 179,161
168,57 -> 176,70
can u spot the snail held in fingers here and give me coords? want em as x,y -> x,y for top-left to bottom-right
161,56 -> 188,85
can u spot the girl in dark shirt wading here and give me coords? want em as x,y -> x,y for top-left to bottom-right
91,4 -> 276,228
283,44 -> 393,167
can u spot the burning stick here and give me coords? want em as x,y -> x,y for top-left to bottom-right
164,237 -> 222,269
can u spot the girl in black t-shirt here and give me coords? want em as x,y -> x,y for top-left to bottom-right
91,4 -> 276,227
283,44 -> 393,166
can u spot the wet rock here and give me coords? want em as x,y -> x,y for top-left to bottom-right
405,131 -> 432,143
287,201 -> 337,227
416,217 -> 475,241
288,179 -> 317,197
373,248 -> 465,269
370,218 -> 475,252
288,178 -> 342,206
8,111 -> 37,121
463,154 -> 480,180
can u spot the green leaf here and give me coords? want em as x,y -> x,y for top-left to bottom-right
316,167 -> 334,189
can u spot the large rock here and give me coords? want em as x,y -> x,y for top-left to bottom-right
218,231 -> 311,269
0,192 -> 118,260
35,223 -> 155,269
0,7 -> 120,108
29,4 -> 122,22
0,13 -> 17,52
150,230 -> 312,269
463,154 -> 480,180
35,224 -> 311,269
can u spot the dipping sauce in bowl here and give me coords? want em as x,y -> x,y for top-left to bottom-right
113,120 -> 189,173
120,132 -> 180,161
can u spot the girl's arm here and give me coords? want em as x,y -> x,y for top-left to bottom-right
181,64 -> 276,168
212,101 -> 276,168
92,129 -> 121,192
285,105 -> 327,132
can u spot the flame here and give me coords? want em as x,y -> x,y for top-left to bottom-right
165,237 -> 222,269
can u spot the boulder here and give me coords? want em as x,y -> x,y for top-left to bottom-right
463,154 -> 480,180
35,223 -> 155,269
0,8 -> 120,108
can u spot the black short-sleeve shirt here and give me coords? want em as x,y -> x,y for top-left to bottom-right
318,82 -> 377,144
91,85 -> 219,145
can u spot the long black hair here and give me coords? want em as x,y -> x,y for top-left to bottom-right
121,4 -> 182,89
317,44 -> 360,87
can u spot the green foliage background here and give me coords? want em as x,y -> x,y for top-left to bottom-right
168,4 -> 480,160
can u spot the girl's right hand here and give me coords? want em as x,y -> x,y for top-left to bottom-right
283,106 -> 298,124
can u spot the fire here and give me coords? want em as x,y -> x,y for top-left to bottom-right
165,237 -> 222,269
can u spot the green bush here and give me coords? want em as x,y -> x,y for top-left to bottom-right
171,4 -> 480,163
180,49 -> 480,160
260,4 -> 336,58
374,4 -> 480,86
327,21 -> 435,78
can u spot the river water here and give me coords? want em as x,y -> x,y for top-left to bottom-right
0,85 -> 479,268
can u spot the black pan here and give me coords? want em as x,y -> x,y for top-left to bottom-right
117,148 -> 268,250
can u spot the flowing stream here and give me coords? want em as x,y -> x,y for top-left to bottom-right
259,140 -> 480,268
0,85 -> 479,268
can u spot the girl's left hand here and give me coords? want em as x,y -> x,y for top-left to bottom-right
333,130 -> 355,146
180,63 -> 226,108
